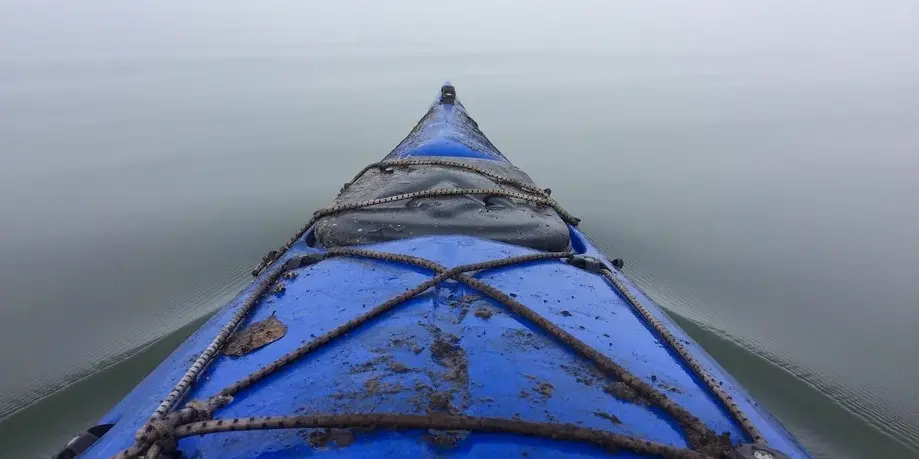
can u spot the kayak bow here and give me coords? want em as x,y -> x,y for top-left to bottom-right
64,84 -> 811,459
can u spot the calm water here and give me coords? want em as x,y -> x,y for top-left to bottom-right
1,1 -> 918,458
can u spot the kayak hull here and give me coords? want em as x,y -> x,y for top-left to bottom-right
74,85 -> 812,459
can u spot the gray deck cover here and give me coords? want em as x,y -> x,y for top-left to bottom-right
314,157 -> 571,251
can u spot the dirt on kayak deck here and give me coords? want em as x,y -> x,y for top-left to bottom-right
223,315 -> 287,356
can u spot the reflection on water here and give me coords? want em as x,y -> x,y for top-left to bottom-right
1,1 -> 918,458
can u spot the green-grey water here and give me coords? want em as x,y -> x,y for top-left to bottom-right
1,1 -> 918,458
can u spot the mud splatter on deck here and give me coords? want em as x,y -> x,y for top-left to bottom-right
431,335 -> 468,384
390,361 -> 410,373
304,428 -> 355,448
223,315 -> 287,356
503,329 -> 549,350
474,307 -> 494,319
559,362 -> 605,387
604,382 -> 650,405
533,382 -> 554,398
428,391 -> 455,413
424,429 -> 470,449
594,411 -> 623,424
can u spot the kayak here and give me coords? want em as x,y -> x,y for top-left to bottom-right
60,84 -> 811,459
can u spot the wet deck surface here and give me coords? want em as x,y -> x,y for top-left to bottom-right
79,234 -> 813,459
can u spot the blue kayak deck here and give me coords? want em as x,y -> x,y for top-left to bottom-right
85,233 -> 806,458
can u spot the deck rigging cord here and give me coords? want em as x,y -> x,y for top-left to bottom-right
114,158 -> 770,459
